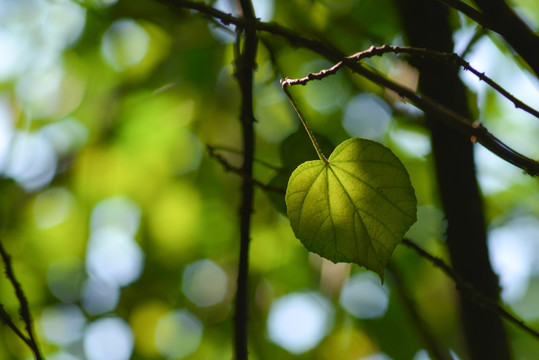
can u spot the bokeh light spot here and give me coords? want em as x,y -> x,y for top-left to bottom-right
81,277 -> 120,315
84,317 -> 134,360
86,226 -> 144,287
3,131 -> 57,191
40,304 -> 86,346
339,272 -> 389,319
343,94 -> 391,140
390,127 -> 431,158
90,196 -> 141,236
155,309 -> 203,359
182,259 -> 228,307
267,292 -> 334,354
34,187 -> 74,228
489,216 -> 539,302
101,19 -> 150,70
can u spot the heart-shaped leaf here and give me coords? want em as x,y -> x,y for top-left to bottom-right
286,138 -> 417,279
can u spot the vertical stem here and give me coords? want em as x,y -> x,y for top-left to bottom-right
281,82 -> 329,164
234,0 -> 257,359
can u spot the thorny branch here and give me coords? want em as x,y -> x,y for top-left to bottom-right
159,0 -> 539,176
282,44 -> 539,119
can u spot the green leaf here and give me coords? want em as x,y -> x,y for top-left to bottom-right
286,138 -> 417,279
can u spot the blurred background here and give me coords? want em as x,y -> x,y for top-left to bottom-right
0,0 -> 538,359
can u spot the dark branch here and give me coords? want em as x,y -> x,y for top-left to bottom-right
0,240 -> 44,360
436,0 -> 539,76
402,239 -> 539,341
206,145 -> 285,194
233,0 -> 258,358
0,305 -> 33,348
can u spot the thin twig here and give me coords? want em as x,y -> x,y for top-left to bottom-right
387,262 -> 454,360
0,305 -> 33,348
208,144 -> 280,170
0,240 -> 44,360
402,239 -> 539,341
206,145 -> 285,194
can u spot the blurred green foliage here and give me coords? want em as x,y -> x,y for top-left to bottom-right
0,0 -> 538,359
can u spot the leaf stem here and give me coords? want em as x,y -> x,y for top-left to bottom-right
281,80 -> 329,165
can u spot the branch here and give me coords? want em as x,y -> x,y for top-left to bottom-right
436,0 -> 539,76
0,240 -> 44,360
434,0 -> 487,28
283,45 -> 539,120
0,305 -> 33,349
402,239 -> 539,341
206,145 -> 285,194
207,145 -> 280,170
157,1 -> 539,176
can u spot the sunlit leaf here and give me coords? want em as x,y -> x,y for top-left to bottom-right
286,138 -> 417,279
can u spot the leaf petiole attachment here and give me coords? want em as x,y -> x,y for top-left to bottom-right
281,79 -> 329,165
